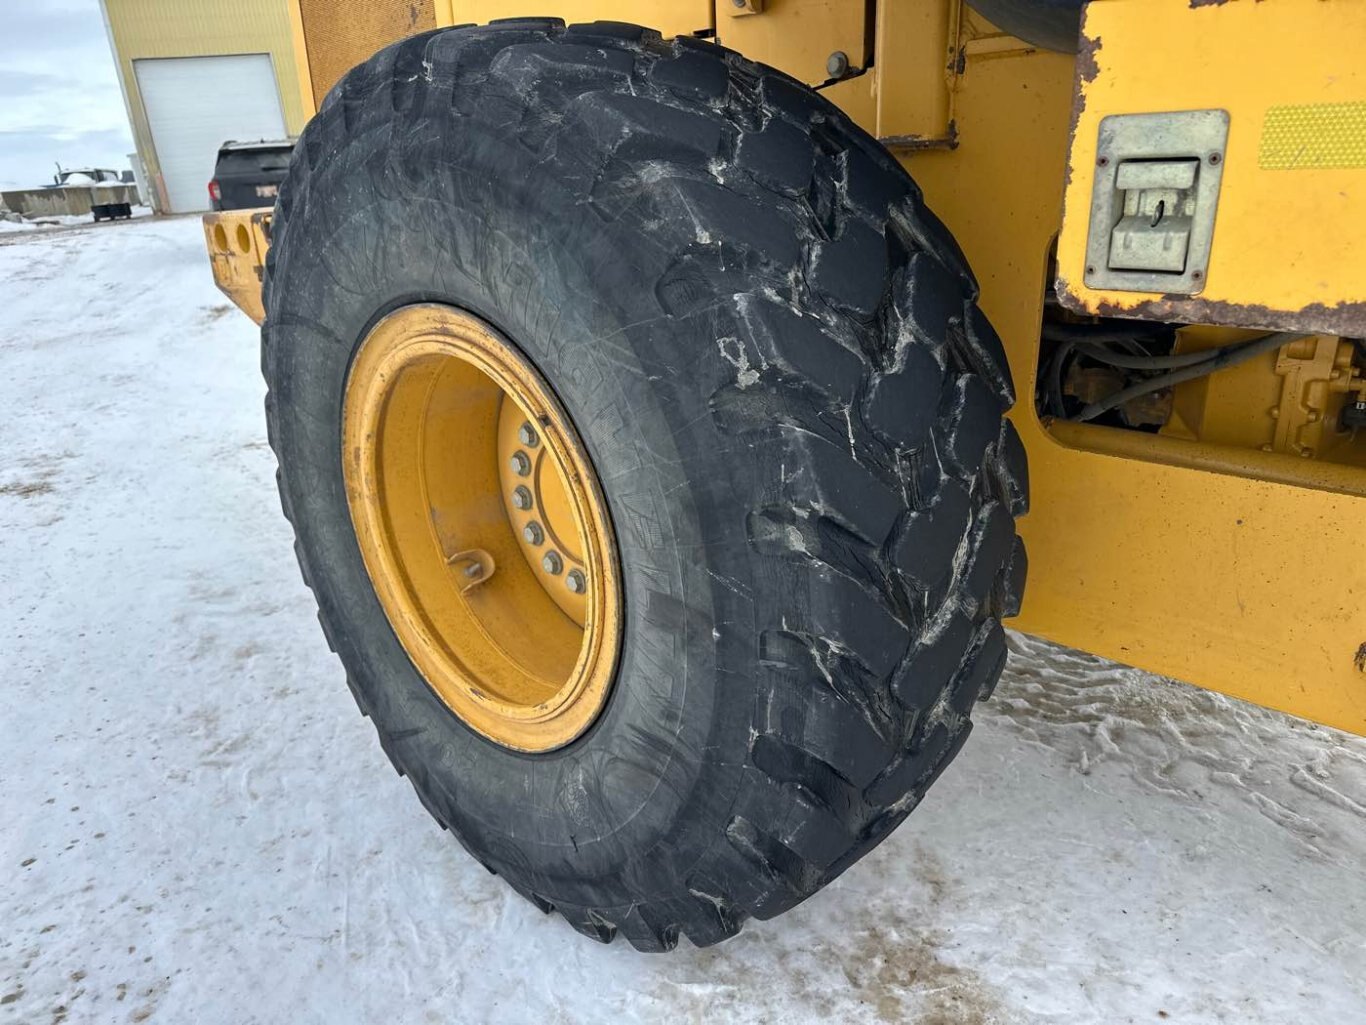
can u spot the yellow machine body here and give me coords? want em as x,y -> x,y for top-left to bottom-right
205,0 -> 1366,737
1057,0 -> 1366,337
203,210 -> 271,326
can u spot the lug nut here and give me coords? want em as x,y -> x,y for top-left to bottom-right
566,570 -> 586,594
542,551 -> 563,575
523,521 -> 544,545
518,422 -> 539,447
510,450 -> 532,476
511,485 -> 532,510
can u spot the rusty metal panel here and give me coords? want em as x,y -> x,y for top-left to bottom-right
1055,0 -> 1366,337
297,0 -> 436,104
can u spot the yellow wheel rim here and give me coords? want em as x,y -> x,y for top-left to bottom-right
342,304 -> 622,752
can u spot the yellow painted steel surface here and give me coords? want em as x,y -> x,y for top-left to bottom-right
871,0 -> 957,146
716,0 -> 868,88
888,36 -> 1366,737
1056,0 -> 1366,337
295,0 -> 437,108
203,209 -> 270,326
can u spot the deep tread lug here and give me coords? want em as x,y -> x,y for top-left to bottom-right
813,220 -> 888,319
961,303 -> 1015,405
996,534 -> 1028,620
650,49 -> 730,100
892,608 -> 974,711
736,119 -> 814,195
993,418 -> 1030,516
890,480 -> 971,590
962,502 -> 1014,608
864,343 -> 943,448
565,21 -> 659,43
938,375 -> 1004,478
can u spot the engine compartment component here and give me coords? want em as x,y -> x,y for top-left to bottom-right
1037,311 -> 1366,477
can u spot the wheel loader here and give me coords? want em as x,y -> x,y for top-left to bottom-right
202,0 -> 1366,950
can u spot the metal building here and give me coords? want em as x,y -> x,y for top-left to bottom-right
99,0 -> 309,213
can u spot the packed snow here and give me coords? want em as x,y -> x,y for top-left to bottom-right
2,217 -> 1364,1025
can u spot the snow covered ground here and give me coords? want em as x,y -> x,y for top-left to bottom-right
0,205 -> 152,234
2,217 -> 1364,1025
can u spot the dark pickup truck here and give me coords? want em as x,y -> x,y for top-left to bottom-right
208,139 -> 295,211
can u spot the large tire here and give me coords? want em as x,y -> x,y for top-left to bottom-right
263,19 -> 1028,950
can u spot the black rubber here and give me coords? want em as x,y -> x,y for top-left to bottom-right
964,0 -> 1083,53
262,20 -> 1027,951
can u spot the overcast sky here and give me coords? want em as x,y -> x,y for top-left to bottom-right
1,0 -> 134,189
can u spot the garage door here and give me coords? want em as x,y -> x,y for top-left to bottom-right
134,54 -> 286,214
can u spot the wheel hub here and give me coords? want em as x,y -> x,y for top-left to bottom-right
341,304 -> 621,752
497,398 -> 590,625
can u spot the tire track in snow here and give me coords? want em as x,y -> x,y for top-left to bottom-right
987,632 -> 1366,863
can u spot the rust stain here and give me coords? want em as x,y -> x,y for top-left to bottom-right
1063,32 -> 1102,190
1056,281 -> 1366,338
880,121 -> 959,152
1076,32 -> 1102,87
1355,643 -> 1366,673
1190,0 -> 1232,8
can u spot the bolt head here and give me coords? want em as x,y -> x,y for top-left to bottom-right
518,422 -> 539,447
523,521 -> 544,545
566,570 -> 586,594
511,485 -> 532,510
826,50 -> 849,79
510,451 -> 532,476
542,551 -> 563,575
